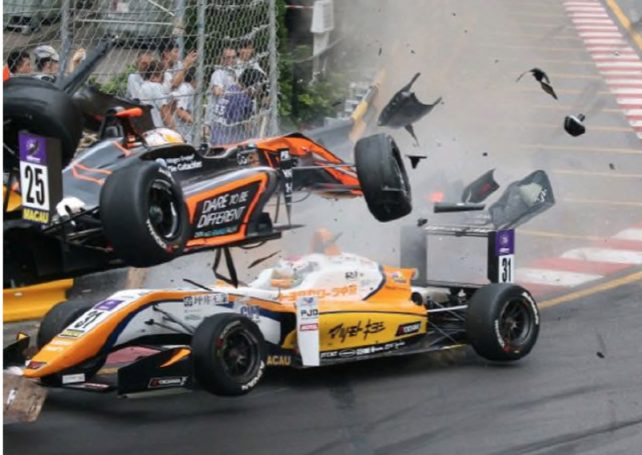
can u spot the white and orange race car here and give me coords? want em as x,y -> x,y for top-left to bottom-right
4,227 -> 540,414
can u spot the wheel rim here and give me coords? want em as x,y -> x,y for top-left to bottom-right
218,327 -> 260,381
498,298 -> 533,350
147,180 -> 180,240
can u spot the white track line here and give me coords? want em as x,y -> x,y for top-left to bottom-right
610,88 -> 642,95
561,248 -> 642,264
516,269 -> 603,287
613,228 -> 642,241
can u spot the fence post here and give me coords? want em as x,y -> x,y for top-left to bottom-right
59,0 -> 72,79
268,0 -> 279,136
174,0 -> 186,59
194,0 -> 206,144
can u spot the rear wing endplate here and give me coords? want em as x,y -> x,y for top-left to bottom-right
401,224 -> 516,286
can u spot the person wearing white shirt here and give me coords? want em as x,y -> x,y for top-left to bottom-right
138,60 -> 175,129
172,67 -> 196,143
127,50 -> 153,100
158,38 -> 198,93
235,39 -> 265,78
205,47 -> 237,127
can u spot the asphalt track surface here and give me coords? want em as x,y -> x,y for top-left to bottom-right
5,0 -> 642,453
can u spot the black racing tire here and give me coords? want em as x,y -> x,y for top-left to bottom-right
3,77 -> 83,172
37,299 -> 106,386
100,161 -> 190,267
466,284 -> 540,362
192,314 -> 267,396
354,133 -> 412,222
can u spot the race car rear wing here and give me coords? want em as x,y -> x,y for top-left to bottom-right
401,224 -> 516,287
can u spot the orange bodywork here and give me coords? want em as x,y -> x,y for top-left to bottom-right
252,136 -> 361,193
185,172 -> 269,248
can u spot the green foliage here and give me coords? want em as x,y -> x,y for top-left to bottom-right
276,1 -> 348,130
96,65 -> 135,96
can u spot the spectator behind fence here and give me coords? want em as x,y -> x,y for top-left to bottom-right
206,46 -> 238,127
210,68 -> 265,146
159,38 -> 198,93
33,45 -> 60,80
236,39 -> 265,78
6,50 -> 32,75
127,50 -> 153,100
138,60 -> 175,129
172,67 -> 196,143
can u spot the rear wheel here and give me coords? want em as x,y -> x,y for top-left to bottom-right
192,314 -> 266,396
37,299 -> 106,386
3,77 -> 83,172
100,161 -> 190,267
465,284 -> 540,361
355,133 -> 412,222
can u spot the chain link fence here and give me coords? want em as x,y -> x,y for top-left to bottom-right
3,0 -> 279,144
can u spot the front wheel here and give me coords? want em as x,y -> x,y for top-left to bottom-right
465,284 -> 540,362
354,133 -> 412,222
37,299 -> 106,386
191,314 -> 267,396
100,161 -> 190,267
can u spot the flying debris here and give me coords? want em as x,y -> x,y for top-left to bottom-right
406,154 -> 427,169
516,67 -> 558,100
248,251 -> 280,269
378,73 -> 442,145
609,163 -> 615,170
378,47 -> 382,56
417,218 -> 428,227
461,169 -> 500,203
564,113 -> 586,137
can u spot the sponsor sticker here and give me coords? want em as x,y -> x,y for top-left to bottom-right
395,321 -> 422,337
148,376 -> 188,389
266,355 -> 292,366
299,323 -> 319,332
62,373 -> 86,385
94,299 -> 124,311
59,329 -> 85,339
192,182 -> 259,238
328,319 -> 385,343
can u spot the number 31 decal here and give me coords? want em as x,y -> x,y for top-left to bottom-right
498,254 -> 515,283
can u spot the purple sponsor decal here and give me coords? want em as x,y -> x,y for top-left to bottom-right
19,132 -> 47,165
495,229 -> 515,256
94,299 -> 124,311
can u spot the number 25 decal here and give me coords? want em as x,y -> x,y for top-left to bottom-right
24,165 -> 46,205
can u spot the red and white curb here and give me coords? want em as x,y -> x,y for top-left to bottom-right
516,222 -> 642,296
564,1 -> 642,139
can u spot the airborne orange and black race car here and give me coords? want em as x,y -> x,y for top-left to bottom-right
3,123 -> 411,287
3,41 -> 412,288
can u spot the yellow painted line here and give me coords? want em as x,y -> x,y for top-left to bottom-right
522,143 -> 642,155
606,0 -> 642,52
540,270 -> 642,308
518,229 -> 602,241
564,197 -> 642,208
554,169 -> 642,178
